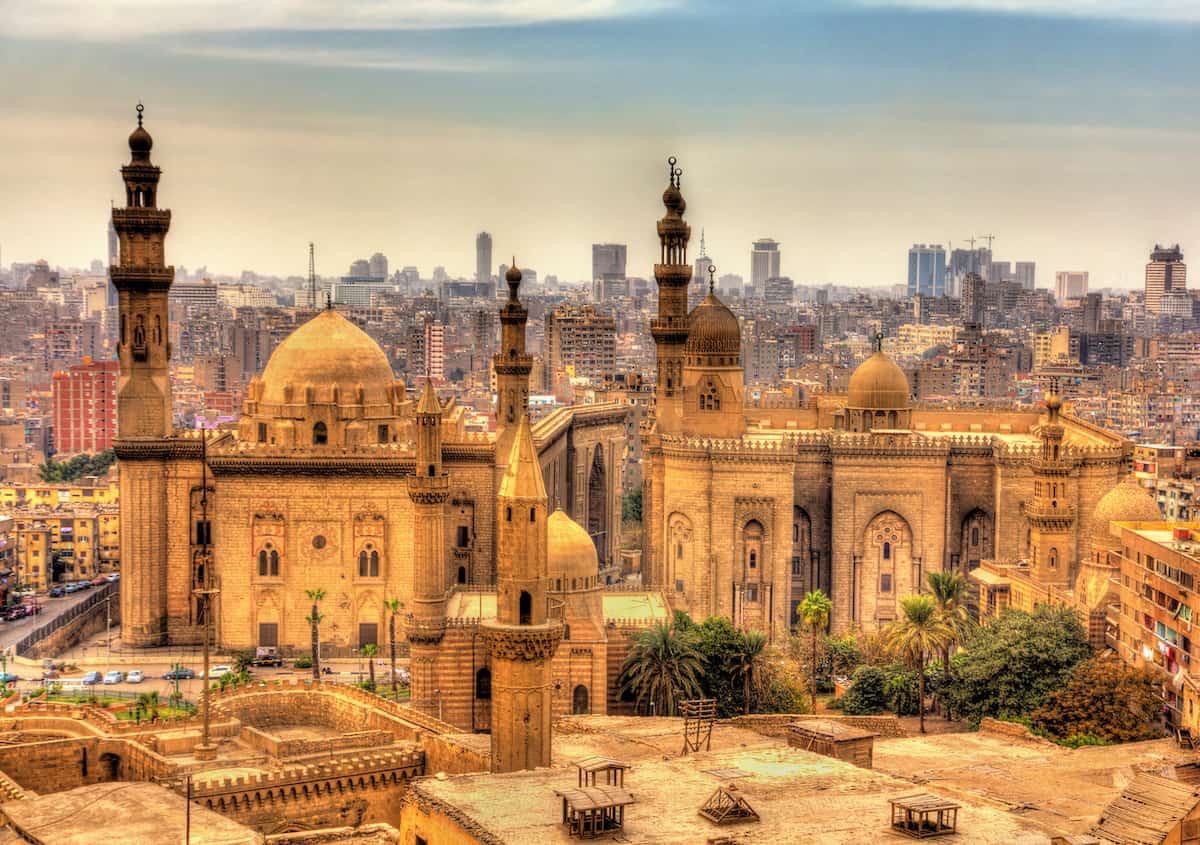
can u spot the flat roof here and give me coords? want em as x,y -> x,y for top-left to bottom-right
445,591 -> 670,623
789,719 -> 878,741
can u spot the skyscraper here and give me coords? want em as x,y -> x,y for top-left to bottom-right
961,272 -> 985,324
476,231 -> 492,285
1145,244 -> 1187,314
906,244 -> 947,297
591,243 -> 627,281
948,247 -> 991,298
368,252 -> 388,279
692,230 -> 712,306
545,305 -> 616,382
105,219 -> 119,307
1055,271 -> 1089,302
750,239 -> 780,292
1014,261 -> 1036,290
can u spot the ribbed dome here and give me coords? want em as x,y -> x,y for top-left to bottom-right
847,350 -> 910,410
686,293 -> 740,357
259,309 -> 394,406
548,510 -> 598,586
1093,475 -> 1161,542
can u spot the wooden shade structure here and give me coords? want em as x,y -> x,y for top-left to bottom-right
555,784 -> 636,839
889,793 -> 960,838
574,756 -> 630,788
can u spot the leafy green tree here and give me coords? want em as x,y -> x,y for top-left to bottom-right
926,570 -> 973,719
621,489 -> 643,523
361,643 -> 379,691
1031,657 -> 1165,743
823,633 -> 862,679
946,606 -> 1091,725
137,690 -> 161,721
842,665 -> 889,715
882,595 -> 952,733
384,598 -> 404,700
731,630 -> 768,715
692,615 -> 745,716
618,620 -> 704,716
883,664 -> 920,716
232,650 -> 254,675
39,449 -> 116,483
799,591 -> 833,714
305,588 -> 326,680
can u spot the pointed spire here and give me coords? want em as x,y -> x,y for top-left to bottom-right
499,414 -> 547,500
417,378 -> 441,416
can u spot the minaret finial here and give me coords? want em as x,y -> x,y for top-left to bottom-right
707,264 -> 717,294
873,331 -> 884,353
325,289 -> 332,310
136,102 -> 144,128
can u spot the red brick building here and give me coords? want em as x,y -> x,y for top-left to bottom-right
51,358 -> 118,456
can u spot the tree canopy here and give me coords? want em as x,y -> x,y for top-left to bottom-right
945,606 -> 1091,725
39,449 -> 116,483
1031,657 -> 1165,744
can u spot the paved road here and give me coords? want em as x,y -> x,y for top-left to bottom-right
0,589 -> 109,651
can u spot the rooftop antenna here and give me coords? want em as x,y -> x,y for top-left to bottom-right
307,242 -> 316,309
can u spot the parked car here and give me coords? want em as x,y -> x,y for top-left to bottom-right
204,664 -> 233,679
48,586 -> 65,598
41,669 -> 59,681
90,576 -> 108,586
3,607 -> 28,621
125,670 -> 144,684
75,580 -> 92,590
0,673 -> 21,684
251,647 -> 283,668
162,667 -> 195,680
23,603 -> 42,616
106,573 -> 120,583
102,671 -> 123,685
63,583 -> 81,594
81,671 -> 102,685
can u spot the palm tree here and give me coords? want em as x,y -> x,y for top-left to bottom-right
926,570 -> 973,719
137,690 -> 160,722
883,595 -> 952,734
305,588 -> 326,680
618,620 -> 704,716
384,598 -> 403,701
799,590 -> 833,714
732,630 -> 768,715
361,643 -> 379,691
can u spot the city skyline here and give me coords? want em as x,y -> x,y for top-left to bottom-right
2,1 -> 1199,286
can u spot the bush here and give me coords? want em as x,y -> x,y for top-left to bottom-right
294,655 -> 313,669
1031,657 -> 1165,744
884,664 -> 920,716
842,666 -> 889,715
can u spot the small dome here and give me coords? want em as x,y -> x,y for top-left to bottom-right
662,184 -> 685,214
505,263 -> 522,284
259,309 -> 395,408
686,292 -> 740,357
128,125 -> 152,159
548,510 -> 598,587
847,350 -> 910,410
1093,475 -> 1161,542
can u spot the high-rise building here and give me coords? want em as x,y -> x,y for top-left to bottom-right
985,261 -> 1012,284
1145,244 -> 1187,314
1081,292 -> 1103,334
750,239 -> 781,292
1014,261 -> 1036,290
476,231 -> 492,286
545,305 -> 616,382
349,258 -> 371,277
1055,271 -> 1089,302
368,252 -> 388,279
105,220 -> 119,307
52,358 -> 118,456
960,272 -> 985,324
410,318 -> 446,381
591,243 -> 627,283
763,276 -> 795,306
948,247 -> 991,298
906,244 -> 947,297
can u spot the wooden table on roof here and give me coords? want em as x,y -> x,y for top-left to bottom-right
889,793 -> 960,839
574,756 -> 630,788
555,785 -> 636,839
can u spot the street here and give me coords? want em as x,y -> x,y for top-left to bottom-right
0,588 -> 109,652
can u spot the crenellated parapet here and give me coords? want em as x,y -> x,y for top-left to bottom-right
186,748 -> 424,801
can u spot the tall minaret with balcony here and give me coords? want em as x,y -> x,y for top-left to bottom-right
112,105 -> 174,646
1025,394 -> 1076,587
493,261 -> 531,463
481,415 -> 562,772
407,380 -> 450,709
650,157 -> 692,436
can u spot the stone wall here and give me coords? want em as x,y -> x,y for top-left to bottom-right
0,736 -> 171,793
729,713 -> 907,739
26,589 -> 122,659
421,733 -> 490,776
978,717 -> 1054,745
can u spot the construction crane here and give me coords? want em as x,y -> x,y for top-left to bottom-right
965,236 -> 976,250
977,234 -> 996,250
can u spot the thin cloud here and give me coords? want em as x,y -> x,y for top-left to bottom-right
0,0 -> 677,40
172,45 -> 509,73
851,0 -> 1200,23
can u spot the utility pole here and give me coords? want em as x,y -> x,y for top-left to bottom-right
192,428 -> 218,760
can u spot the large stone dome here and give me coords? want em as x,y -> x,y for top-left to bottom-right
259,309 -> 395,407
1093,475 -> 1161,542
548,509 -> 598,588
686,292 -> 740,358
847,350 -> 910,410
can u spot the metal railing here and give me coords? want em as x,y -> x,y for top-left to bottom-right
13,582 -> 118,658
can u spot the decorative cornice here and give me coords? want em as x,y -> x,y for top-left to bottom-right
480,621 -> 562,661
114,437 -> 200,461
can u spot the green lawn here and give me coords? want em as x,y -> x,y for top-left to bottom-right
115,706 -> 195,721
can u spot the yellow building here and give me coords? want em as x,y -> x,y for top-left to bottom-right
0,478 -> 118,509
642,161 -> 1133,637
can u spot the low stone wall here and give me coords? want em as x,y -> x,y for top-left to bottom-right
25,594 -> 121,660
240,724 -> 392,759
422,733 -> 490,776
978,717 -> 1053,744
729,713 -> 907,739
268,823 -> 400,844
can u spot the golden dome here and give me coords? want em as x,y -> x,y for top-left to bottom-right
686,292 -> 741,357
1093,474 -> 1161,542
548,509 -> 598,587
259,309 -> 394,407
847,350 -> 910,410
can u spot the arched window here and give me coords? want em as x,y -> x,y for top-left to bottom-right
358,550 -> 368,576
1049,548 -> 1059,569
677,543 -> 683,559
749,551 -> 757,569
427,464 -> 436,477
475,667 -> 491,700
572,684 -> 590,715
505,506 -> 512,522
971,527 -> 979,546
258,550 -> 268,577
313,422 -> 328,445
883,541 -> 891,561
743,520 -> 764,577
269,549 -> 279,576
457,566 -> 467,584
699,381 -> 721,411
530,507 -> 536,522
370,550 -> 380,577
519,591 -> 532,625
563,623 -> 571,641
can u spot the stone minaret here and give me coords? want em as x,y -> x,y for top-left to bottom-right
1025,394 -> 1075,587
112,105 -> 174,646
493,261 -> 531,462
650,157 -> 692,436
407,380 -> 450,709
482,415 -> 562,772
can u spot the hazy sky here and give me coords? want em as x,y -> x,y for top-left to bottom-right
1,0 -> 1198,288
